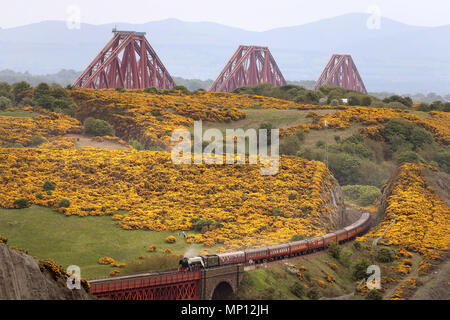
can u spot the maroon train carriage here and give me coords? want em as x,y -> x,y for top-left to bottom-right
335,229 -> 348,244
267,243 -> 291,260
306,236 -> 324,252
323,232 -> 338,247
290,240 -> 308,256
217,251 -> 246,266
245,247 -> 269,263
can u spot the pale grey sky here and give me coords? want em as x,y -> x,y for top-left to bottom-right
1,0 -> 449,30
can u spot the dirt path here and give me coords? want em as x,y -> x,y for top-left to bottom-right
64,134 -> 129,150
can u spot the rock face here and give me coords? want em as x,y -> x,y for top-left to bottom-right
0,244 -> 91,300
320,172 -> 346,229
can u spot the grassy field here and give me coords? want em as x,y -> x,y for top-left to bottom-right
0,110 -> 39,118
189,108 -> 361,154
197,109 -> 338,133
0,205 -> 212,279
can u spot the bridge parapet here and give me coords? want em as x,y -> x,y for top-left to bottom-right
91,271 -> 201,300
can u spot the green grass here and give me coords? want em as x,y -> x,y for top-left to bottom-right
0,205 -> 213,279
0,110 -> 40,118
192,109 -> 338,134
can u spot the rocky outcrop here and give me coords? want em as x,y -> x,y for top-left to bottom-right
0,244 -> 91,300
320,172 -> 346,229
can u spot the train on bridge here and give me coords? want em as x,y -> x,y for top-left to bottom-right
179,212 -> 371,271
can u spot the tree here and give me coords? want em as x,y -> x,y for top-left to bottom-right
33,83 -> 51,99
12,81 -> 31,102
328,153 -> 361,185
0,96 -> 12,110
83,117 -> 115,137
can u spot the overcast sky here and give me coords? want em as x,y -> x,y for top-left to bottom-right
1,0 -> 449,30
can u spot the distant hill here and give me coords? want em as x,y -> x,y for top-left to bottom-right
0,13 -> 449,94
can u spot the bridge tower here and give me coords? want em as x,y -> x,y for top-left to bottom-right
73,29 -> 174,90
209,45 -> 286,92
313,54 -> 367,94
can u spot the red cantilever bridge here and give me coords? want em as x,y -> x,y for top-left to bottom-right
89,264 -> 244,300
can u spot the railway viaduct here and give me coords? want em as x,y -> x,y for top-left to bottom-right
90,264 -> 245,300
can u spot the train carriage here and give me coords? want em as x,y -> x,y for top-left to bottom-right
245,247 -> 269,263
307,236 -> 324,252
217,251 -> 245,266
290,240 -> 308,255
323,232 -> 337,247
344,225 -> 358,240
335,229 -> 348,243
267,243 -> 290,259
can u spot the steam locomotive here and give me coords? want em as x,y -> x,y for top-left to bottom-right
179,211 -> 371,271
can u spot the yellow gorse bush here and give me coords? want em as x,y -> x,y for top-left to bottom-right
0,148 -> 339,250
0,111 -> 82,147
360,163 -> 450,272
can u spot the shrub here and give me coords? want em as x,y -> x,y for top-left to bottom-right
190,218 -> 214,232
330,99 -> 339,106
14,198 -> 29,208
316,140 -> 325,148
343,185 -> 381,206
366,289 -> 383,300
306,287 -> 320,300
43,180 -> 56,191
272,208 -> 283,217
352,258 -> 371,281
98,257 -> 115,265
291,234 -> 306,241
115,87 -> 126,92
129,139 -> 143,150
31,135 -> 46,146
59,198 -> 70,208
0,235 -> 8,244
83,117 -> 115,137
280,135 -> 301,155
339,248 -> 353,267
328,241 -> 341,259
290,282 -> 305,298
295,130 -> 305,142
35,193 -> 43,200
353,241 -> 362,250
375,247 -> 395,263
394,150 -> 425,165
288,192 -> 297,200
147,245 -> 157,252
166,236 -> 176,244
